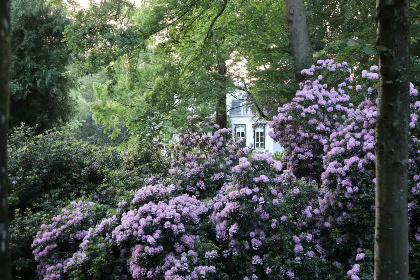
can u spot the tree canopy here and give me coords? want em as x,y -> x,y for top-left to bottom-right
10,0 -> 74,133
65,0 -> 299,140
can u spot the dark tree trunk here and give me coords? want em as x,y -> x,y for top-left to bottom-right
374,0 -> 410,279
0,0 -> 11,279
215,60 -> 227,129
285,0 -> 312,82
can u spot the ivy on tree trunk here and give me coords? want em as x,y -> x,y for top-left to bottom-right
0,0 -> 11,279
375,0 -> 410,279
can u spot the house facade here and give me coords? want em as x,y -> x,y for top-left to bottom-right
229,99 -> 283,154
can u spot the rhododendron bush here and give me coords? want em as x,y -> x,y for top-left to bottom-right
32,60 -> 420,279
269,59 -> 420,279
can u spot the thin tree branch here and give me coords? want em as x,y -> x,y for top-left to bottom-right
234,77 -> 271,121
205,0 -> 228,42
180,0 -> 228,76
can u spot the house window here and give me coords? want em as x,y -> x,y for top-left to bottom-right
241,104 -> 253,115
254,126 -> 265,149
234,124 -> 246,145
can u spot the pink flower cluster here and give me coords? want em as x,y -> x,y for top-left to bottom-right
269,60 -> 354,180
112,194 -> 214,279
169,117 -> 249,196
210,152 -> 326,278
32,201 -> 107,280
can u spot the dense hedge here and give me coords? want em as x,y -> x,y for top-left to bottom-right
8,127 -> 168,279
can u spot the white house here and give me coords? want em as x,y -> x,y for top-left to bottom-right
228,99 -> 283,154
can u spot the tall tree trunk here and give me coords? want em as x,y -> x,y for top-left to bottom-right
0,0 -> 11,279
286,0 -> 312,82
374,1 -> 410,279
216,59 -> 227,129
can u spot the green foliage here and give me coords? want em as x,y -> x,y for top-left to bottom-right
12,0 -> 419,141
8,126 -> 117,212
8,126 -> 168,212
72,0 -> 299,141
63,0 -> 143,75
9,209 -> 55,279
83,0 -> 232,138
227,0 -> 296,115
307,0 -> 376,64
10,0 -> 75,133
306,0 -> 419,87
70,71 -> 131,145
7,126 -> 168,279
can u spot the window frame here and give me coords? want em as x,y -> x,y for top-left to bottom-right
254,126 -> 265,150
234,124 -> 247,146
240,101 -> 253,115
241,105 -> 253,115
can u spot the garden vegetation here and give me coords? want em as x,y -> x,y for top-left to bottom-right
7,61 -> 420,279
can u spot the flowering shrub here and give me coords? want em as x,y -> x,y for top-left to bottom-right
312,98 -> 378,269
8,127 -> 168,279
113,194 -> 216,279
30,117 -> 248,280
317,72 -> 420,279
270,60 -> 420,278
31,201 -> 111,280
210,153 -> 338,279
30,60 -> 420,280
169,116 -> 249,198
268,60 -> 355,180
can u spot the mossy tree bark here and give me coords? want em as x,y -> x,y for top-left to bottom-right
285,0 -> 312,82
374,0 -> 410,279
216,59 -> 227,129
0,0 -> 11,279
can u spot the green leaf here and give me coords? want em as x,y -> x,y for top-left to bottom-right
363,45 -> 377,55
376,45 -> 388,53
347,39 -> 356,47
